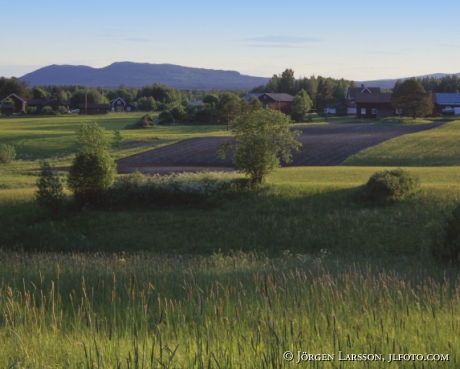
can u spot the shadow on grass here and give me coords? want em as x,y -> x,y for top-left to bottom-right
0,184 -> 453,261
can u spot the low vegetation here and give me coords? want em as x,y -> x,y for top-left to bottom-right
361,168 -> 420,205
0,143 -> 16,164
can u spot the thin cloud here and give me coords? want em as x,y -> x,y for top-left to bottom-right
245,44 -> 310,49
125,37 -> 151,43
246,35 -> 321,44
244,35 -> 321,48
367,51 -> 402,55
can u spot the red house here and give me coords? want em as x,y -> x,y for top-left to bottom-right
0,93 -> 27,113
355,93 -> 394,118
242,93 -> 295,114
346,85 -> 381,115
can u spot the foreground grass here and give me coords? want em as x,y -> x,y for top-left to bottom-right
0,251 -> 458,368
344,120 -> 460,166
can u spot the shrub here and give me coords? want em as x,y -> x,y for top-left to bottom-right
67,123 -> 116,206
362,168 -> 419,205
57,106 -> 68,115
67,151 -> 116,206
158,110 -> 174,125
0,144 -> 16,164
125,114 -> 155,129
35,160 -> 66,212
26,106 -> 37,114
106,171 -> 244,207
431,204 -> 460,264
41,106 -> 53,115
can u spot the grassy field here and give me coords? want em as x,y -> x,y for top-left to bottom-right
344,120 -> 460,166
1,114 -> 460,367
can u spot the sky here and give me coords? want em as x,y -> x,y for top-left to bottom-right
1,0 -> 460,82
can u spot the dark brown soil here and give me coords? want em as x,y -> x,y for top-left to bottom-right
116,122 -> 446,174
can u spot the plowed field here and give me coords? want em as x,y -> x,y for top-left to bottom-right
117,122 -> 446,174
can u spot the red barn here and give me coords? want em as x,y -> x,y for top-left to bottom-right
355,93 -> 394,118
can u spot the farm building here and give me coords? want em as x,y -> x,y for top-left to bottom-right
1,104 -> 14,116
0,93 -> 27,113
324,102 -> 348,116
346,85 -> 381,115
355,93 -> 394,118
241,93 -> 295,114
109,97 -> 136,112
432,93 -> 460,115
78,103 -> 110,115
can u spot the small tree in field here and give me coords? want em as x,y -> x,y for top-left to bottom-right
219,109 -> 301,184
36,160 -> 65,212
68,123 -> 116,206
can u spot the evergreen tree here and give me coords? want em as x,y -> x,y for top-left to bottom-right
391,79 -> 433,119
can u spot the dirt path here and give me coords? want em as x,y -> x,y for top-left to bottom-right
116,121 -> 446,174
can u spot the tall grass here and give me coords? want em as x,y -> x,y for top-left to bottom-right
0,251 -> 458,368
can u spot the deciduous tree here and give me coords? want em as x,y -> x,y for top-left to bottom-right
219,109 -> 301,184
291,89 -> 313,122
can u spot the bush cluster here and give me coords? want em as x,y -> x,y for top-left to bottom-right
102,171 -> 245,207
431,204 -> 460,265
0,143 -> 16,164
362,168 -> 419,205
35,160 -> 66,212
126,114 -> 155,129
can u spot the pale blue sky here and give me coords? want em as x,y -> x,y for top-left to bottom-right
1,0 -> 460,81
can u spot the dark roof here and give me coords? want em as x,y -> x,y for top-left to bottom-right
326,102 -> 348,108
109,97 -> 126,105
1,104 -> 14,109
79,103 -> 110,109
347,86 -> 381,99
355,93 -> 392,103
434,93 -> 460,105
1,93 -> 26,102
27,98 -> 49,105
263,93 -> 295,102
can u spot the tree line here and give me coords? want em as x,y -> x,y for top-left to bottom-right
252,68 -> 357,111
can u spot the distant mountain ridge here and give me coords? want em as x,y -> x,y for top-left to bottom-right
18,62 -> 460,91
19,62 -> 271,90
358,73 -> 460,90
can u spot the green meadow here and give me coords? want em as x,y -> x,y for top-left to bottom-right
1,114 -> 460,368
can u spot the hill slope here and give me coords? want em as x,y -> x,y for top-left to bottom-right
358,73 -> 460,90
19,62 -> 270,90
